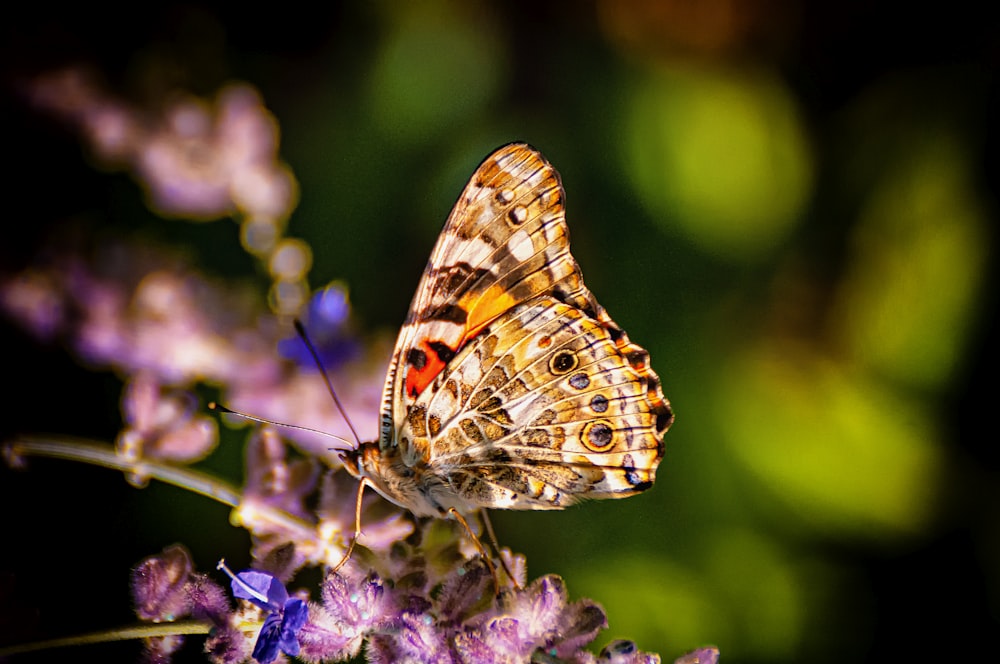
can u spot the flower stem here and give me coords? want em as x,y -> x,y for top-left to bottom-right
5,436 -> 344,566
0,620 -> 211,656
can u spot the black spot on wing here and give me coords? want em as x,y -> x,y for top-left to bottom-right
407,348 -> 427,369
427,303 -> 468,324
428,340 -> 456,363
440,263 -> 492,295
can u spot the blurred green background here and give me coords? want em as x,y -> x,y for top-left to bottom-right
2,2 -> 997,663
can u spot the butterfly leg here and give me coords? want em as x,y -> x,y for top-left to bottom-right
447,507 -> 502,595
331,476 -> 371,573
480,510 -> 522,591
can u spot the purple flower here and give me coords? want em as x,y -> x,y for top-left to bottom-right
293,569 -> 393,661
597,639 -> 664,664
117,371 -> 219,469
451,573 -> 607,663
672,646 -> 720,664
217,561 -> 308,664
132,544 -> 196,623
243,426 -> 320,522
30,70 -> 295,222
130,546 -> 240,662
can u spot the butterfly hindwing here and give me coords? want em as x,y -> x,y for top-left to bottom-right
405,296 -> 665,512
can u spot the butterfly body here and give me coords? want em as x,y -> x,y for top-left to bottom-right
342,143 -> 672,522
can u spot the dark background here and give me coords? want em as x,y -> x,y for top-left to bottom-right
2,2 -> 997,663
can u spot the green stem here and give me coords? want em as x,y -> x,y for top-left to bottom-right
0,620 -> 212,656
5,436 -> 344,567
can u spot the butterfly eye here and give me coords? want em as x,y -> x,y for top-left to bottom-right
548,350 -> 578,375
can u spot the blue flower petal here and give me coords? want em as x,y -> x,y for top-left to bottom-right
252,611 -> 285,664
283,597 -> 309,631
232,570 -> 288,610
249,598 -> 309,663
311,284 -> 350,326
277,283 -> 359,371
278,598 -> 309,656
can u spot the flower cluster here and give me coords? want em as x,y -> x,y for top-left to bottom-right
3,72 -> 718,663
131,533 -> 684,664
0,236 -> 383,464
27,66 -> 307,315
1,236 -> 715,663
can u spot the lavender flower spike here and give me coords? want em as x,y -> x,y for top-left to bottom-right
217,560 -> 308,664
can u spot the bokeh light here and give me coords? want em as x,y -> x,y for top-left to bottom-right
624,65 -> 813,261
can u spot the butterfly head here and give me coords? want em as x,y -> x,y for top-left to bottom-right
337,440 -> 398,484
336,444 -> 366,480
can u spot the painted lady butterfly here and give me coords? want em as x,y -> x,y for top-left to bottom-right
337,143 -> 672,571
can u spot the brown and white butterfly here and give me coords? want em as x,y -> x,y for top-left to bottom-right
336,143 -> 673,579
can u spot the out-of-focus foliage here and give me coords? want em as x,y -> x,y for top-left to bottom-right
2,2 -> 996,663
625,66 -> 814,262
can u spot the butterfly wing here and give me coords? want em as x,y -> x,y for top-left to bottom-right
383,143 -> 617,441
406,295 -> 667,512
371,142 -> 671,514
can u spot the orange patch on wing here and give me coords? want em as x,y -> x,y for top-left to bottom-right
404,285 -> 518,398
405,339 -> 448,398
462,284 -> 518,340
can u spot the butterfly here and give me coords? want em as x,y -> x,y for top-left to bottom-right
335,143 -> 673,580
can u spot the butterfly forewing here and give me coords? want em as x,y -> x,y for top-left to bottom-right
385,144 -> 598,420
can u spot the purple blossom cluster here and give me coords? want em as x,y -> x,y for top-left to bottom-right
26,66 -> 309,315
1,235 -> 715,664
0,236 -> 383,464
132,537 -> 680,664
2,72 -> 718,664
28,68 -> 295,225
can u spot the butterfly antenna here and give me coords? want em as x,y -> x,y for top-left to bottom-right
208,402 -> 354,450
293,319 -> 363,446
